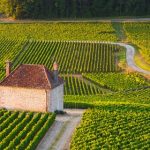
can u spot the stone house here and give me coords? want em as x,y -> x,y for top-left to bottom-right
0,61 -> 64,112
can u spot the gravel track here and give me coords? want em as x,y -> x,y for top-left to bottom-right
116,43 -> 150,75
36,109 -> 84,150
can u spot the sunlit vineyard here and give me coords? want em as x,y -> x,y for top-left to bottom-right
0,23 -> 117,41
123,22 -> 150,62
12,41 -> 119,73
83,73 -> 150,91
0,38 -> 25,70
71,109 -> 150,149
62,76 -> 109,95
64,87 -> 150,108
0,109 -> 55,150
0,21 -> 150,149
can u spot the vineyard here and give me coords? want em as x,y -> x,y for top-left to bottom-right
64,87 -> 150,108
0,109 -> 55,150
65,72 -> 150,148
123,22 -> 150,62
0,23 -> 117,41
71,109 -> 150,149
83,73 -> 150,91
0,38 -> 25,70
62,76 -> 108,95
12,41 -> 119,73
0,21 -> 150,149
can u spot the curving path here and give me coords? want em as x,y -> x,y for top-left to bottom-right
115,43 -> 150,75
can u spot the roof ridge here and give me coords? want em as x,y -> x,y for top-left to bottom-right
0,64 -> 63,89
43,66 -> 52,89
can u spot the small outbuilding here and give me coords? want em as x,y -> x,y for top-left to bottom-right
0,62 -> 64,112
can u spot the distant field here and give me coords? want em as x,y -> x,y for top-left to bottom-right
0,23 -> 117,41
0,22 -> 118,80
0,109 -> 55,150
123,22 -> 150,62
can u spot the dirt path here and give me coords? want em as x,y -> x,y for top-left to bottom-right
0,18 -> 150,23
36,109 -> 84,150
116,43 -> 150,75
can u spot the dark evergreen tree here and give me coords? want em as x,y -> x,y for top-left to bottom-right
0,0 -> 149,19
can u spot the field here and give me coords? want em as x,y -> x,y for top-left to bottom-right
0,38 -> 24,70
0,109 -> 55,150
64,85 -> 150,109
123,22 -> 150,62
83,73 -> 150,91
12,41 -> 119,73
0,21 -> 150,149
0,22 -> 118,74
69,85 -> 150,149
62,76 -> 108,95
71,109 -> 150,149
0,23 -> 117,41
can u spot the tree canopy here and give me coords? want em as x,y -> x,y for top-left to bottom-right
0,0 -> 150,19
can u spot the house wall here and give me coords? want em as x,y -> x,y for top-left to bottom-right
47,84 -> 64,112
0,86 -> 47,112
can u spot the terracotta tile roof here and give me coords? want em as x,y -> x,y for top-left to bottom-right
0,64 -> 63,89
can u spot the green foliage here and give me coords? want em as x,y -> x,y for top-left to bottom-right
64,87 -> 150,108
70,109 -> 150,149
83,73 -> 150,91
0,23 -> 118,80
123,22 -> 150,62
0,23 -> 117,41
62,76 -> 107,95
0,0 -> 149,18
12,41 -> 119,73
0,110 -> 55,150
0,38 -> 26,70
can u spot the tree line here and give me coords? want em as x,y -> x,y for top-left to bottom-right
0,0 -> 150,19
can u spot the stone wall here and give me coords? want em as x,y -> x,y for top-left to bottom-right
47,84 -> 64,112
0,86 -> 47,112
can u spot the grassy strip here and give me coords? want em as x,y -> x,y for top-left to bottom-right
134,53 -> 150,71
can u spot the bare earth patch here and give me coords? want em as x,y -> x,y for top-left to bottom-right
36,109 -> 85,150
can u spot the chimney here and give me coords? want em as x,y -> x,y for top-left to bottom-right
6,60 -> 12,77
53,62 -> 59,83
